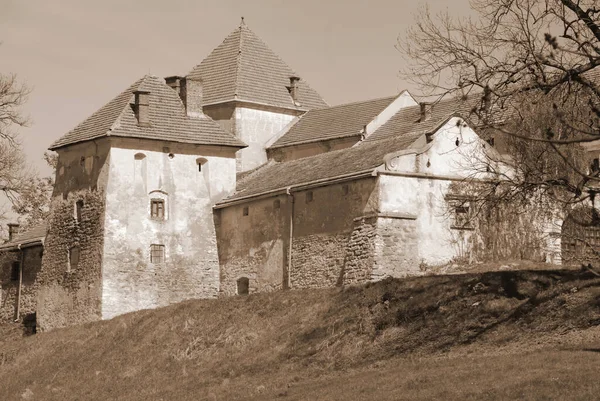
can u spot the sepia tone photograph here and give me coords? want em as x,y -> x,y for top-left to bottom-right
0,0 -> 600,399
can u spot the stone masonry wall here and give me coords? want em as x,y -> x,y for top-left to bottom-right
0,246 -> 43,323
290,179 -> 378,289
216,195 -> 288,296
372,217 -> 421,279
36,139 -> 110,332
36,190 -> 105,331
342,216 -> 377,285
291,233 -> 349,288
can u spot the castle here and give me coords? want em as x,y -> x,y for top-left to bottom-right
0,21 -> 575,331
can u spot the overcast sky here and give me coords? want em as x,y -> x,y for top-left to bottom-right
0,0 -> 465,175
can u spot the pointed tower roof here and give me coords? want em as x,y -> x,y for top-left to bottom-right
187,21 -> 328,111
49,75 -> 246,150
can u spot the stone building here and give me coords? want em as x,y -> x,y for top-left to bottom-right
0,21 -> 572,331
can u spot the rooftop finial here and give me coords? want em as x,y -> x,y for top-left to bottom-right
240,16 -> 245,26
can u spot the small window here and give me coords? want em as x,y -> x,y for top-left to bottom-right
150,244 -> 165,264
591,158 -> 600,174
10,261 -> 20,281
453,203 -> 472,229
150,199 -> 165,220
342,185 -> 349,195
273,199 -> 281,209
486,137 -> 495,147
196,157 -> 208,172
79,156 -> 85,167
68,246 -> 80,271
75,200 -> 84,222
306,191 -> 313,203
237,277 -> 249,295
134,153 -> 146,160
243,206 -> 249,216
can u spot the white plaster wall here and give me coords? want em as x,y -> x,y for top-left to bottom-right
378,175 -> 465,266
235,107 -> 296,172
102,141 -> 237,319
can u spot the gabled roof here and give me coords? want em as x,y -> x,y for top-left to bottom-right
218,133 -> 422,204
365,96 -> 478,142
0,223 -> 47,251
49,76 -> 246,150
268,96 -> 397,149
187,22 -> 328,111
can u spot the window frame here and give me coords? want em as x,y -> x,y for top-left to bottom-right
150,244 -> 165,264
150,198 -> 165,220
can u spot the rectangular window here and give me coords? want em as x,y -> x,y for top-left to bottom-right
10,261 -> 20,281
306,191 -> 313,203
454,204 -> 472,229
68,247 -> 80,271
75,200 -> 84,222
151,199 -> 165,220
243,206 -> 249,216
150,244 -> 165,264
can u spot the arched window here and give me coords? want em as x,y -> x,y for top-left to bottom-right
237,277 -> 249,295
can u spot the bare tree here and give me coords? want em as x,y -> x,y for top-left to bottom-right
0,66 -> 47,230
399,0 -> 600,263
400,0 -> 600,198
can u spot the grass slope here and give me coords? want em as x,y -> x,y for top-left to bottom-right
1,268 -> 600,400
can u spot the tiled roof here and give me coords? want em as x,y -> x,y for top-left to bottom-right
268,96 -> 397,149
188,23 -> 328,111
0,223 -> 47,251
49,76 -> 246,150
365,96 -> 478,142
219,133 -> 422,203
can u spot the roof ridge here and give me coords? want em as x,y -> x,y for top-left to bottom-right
314,94 -> 398,111
233,24 -> 244,100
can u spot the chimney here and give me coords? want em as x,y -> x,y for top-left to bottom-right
7,223 -> 19,241
133,90 -> 151,127
165,76 -> 183,97
419,102 -> 432,122
289,76 -> 300,104
180,77 -> 203,117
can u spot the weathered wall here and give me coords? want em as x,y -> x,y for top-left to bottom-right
372,216 -> 421,278
0,246 -> 43,323
217,178 -> 379,293
36,139 -> 110,332
342,216 -> 377,284
234,106 -> 297,172
267,136 -> 359,163
216,195 -> 288,296
290,179 -> 378,288
102,138 -> 237,319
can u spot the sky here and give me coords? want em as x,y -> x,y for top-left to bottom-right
0,0 -> 466,176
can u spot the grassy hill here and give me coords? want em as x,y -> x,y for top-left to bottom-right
1,267 -> 600,400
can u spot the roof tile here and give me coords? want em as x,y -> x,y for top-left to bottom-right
269,96 -> 397,148
50,76 -> 246,150
221,133 -> 422,203
188,24 -> 328,111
